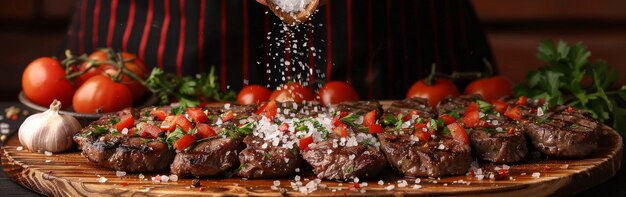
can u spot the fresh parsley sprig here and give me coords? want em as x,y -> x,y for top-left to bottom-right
143,67 -> 236,108
514,40 -> 626,134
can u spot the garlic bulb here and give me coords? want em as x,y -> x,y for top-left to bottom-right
19,100 -> 82,153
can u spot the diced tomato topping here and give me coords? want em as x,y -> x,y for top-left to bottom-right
497,169 -> 509,178
462,110 -> 481,128
363,110 -> 377,126
413,124 -> 431,142
331,116 -> 342,126
139,123 -> 163,138
299,136 -> 314,150
160,115 -> 178,131
565,106 -> 576,113
150,109 -> 167,121
174,134 -> 197,151
127,127 -> 136,136
264,100 -> 278,122
120,181 -> 128,186
368,124 -> 384,134
507,128 -> 515,135
538,98 -> 546,105
175,114 -> 194,132
221,111 -> 234,122
339,111 -> 348,118
196,123 -> 217,138
186,108 -> 208,123
278,122 -> 290,133
504,106 -> 523,121
402,110 -> 419,122
465,102 -> 479,115
491,100 -> 508,114
114,115 -> 134,131
447,123 -> 469,144
439,114 -> 456,125
543,165 -> 551,171
516,96 -> 528,106
255,103 -> 267,115
333,123 -> 348,138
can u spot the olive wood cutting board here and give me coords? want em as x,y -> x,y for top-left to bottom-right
1,101 -> 623,196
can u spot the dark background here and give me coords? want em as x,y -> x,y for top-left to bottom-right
1,0 -> 626,100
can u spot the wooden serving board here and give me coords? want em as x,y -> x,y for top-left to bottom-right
1,100 -> 623,196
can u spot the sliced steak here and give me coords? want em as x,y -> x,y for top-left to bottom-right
334,100 -> 383,117
385,97 -> 437,119
237,136 -> 301,178
469,121 -> 528,163
170,136 -> 244,177
524,106 -> 600,157
437,94 -> 482,115
378,133 -> 472,177
301,134 -> 386,181
73,109 -> 175,172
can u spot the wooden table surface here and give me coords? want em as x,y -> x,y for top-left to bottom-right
1,102 -> 625,197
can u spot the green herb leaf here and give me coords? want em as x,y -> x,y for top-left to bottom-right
165,127 -> 186,149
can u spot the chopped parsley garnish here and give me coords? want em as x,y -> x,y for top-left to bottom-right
141,138 -> 153,143
340,113 -> 359,125
346,165 -> 354,174
237,122 -> 255,135
170,106 -> 185,115
109,117 -> 120,125
477,100 -> 492,113
82,126 -> 110,137
567,124 -> 579,129
165,127 -> 186,149
362,138 -> 372,147
448,112 -> 460,119
311,119 -> 329,140
265,151 -> 271,159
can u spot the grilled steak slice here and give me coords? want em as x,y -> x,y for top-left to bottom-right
385,97 -> 437,119
437,94 -> 483,115
171,136 -> 244,177
378,133 -> 472,177
275,101 -> 325,119
301,138 -> 386,180
238,136 -> 301,178
437,96 -> 528,163
469,121 -> 528,163
334,101 -> 383,116
73,109 -> 175,172
524,106 -> 600,157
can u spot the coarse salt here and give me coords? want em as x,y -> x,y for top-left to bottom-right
170,175 -> 179,182
272,0 -> 313,13
413,184 -> 422,190
116,171 -> 127,177
161,175 -> 170,182
138,174 -> 145,179
385,185 -> 395,191
98,177 -> 108,183
532,172 -> 541,178
16,146 -> 23,151
378,180 -> 384,185
44,151 -> 53,156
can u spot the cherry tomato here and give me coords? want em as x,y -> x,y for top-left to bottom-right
406,78 -> 459,107
516,96 -> 528,106
447,123 -> 469,144
89,50 -> 148,101
237,85 -> 271,105
196,123 -> 217,138
299,136 -> 314,150
114,115 -> 135,131
72,75 -> 133,113
318,81 -> 359,106
22,57 -> 76,107
174,134 -> 197,151
462,110 -> 480,128
271,82 -> 315,103
464,76 -> 512,101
